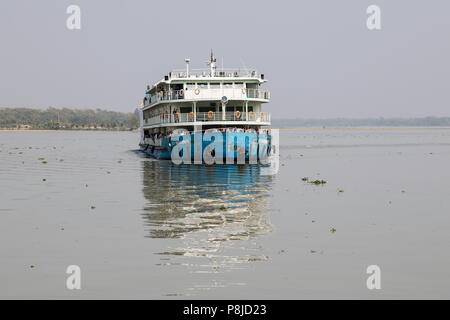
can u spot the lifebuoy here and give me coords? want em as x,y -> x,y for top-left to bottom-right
208,110 -> 214,119
194,88 -> 200,95
235,110 -> 241,119
178,89 -> 184,96
189,112 -> 194,119
249,111 -> 255,120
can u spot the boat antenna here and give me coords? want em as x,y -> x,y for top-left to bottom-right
239,57 -> 249,72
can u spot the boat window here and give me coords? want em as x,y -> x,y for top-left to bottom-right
223,83 -> 233,88
234,82 -> 244,88
186,83 -> 195,90
210,83 -> 220,89
198,83 -> 208,88
180,107 -> 192,114
199,107 -> 212,113
248,106 -> 253,112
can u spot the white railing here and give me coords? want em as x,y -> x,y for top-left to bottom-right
169,68 -> 260,79
144,88 -> 270,107
143,111 -> 270,126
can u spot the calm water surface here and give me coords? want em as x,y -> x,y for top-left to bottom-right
1,129 -> 450,299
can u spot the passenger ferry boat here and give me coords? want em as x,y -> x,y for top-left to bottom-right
138,51 -> 271,162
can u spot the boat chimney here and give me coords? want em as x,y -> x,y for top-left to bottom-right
185,58 -> 190,77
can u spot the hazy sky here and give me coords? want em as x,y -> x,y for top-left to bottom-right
1,0 -> 449,118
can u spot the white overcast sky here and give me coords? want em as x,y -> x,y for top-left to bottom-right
0,0 -> 449,118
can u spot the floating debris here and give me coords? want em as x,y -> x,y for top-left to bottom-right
330,227 -> 336,233
338,189 -> 344,193
117,160 -> 122,164
30,265 -> 35,269
41,161 -> 48,164
91,206 -> 96,210
106,171 -> 111,174
219,205 -> 227,211
59,159 -> 64,162
38,158 -> 45,160
42,178 -> 46,182
301,177 -> 309,181
309,179 -> 327,185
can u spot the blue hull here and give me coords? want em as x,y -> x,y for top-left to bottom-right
141,132 -> 270,162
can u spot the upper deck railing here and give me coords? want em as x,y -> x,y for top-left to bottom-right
143,111 -> 271,126
145,88 -> 270,107
169,68 -> 261,79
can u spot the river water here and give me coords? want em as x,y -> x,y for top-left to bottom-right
1,128 -> 450,299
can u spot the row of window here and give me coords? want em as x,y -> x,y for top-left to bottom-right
185,82 -> 246,90
180,106 -> 254,113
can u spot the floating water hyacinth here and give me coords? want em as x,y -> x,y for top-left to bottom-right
219,205 -> 227,211
301,177 -> 309,181
309,179 -> 327,185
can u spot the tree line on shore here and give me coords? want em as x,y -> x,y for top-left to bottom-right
0,107 -> 139,130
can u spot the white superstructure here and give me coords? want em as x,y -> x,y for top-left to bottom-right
140,51 -> 270,134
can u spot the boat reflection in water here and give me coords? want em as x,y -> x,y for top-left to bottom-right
141,160 -> 274,291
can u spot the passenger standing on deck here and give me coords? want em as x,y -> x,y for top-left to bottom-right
145,85 -> 151,103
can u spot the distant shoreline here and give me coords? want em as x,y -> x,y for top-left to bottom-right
2,127 -> 450,133
0,129 -> 138,132
274,126 -> 450,130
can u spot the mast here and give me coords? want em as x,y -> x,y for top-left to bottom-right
209,49 -> 217,77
